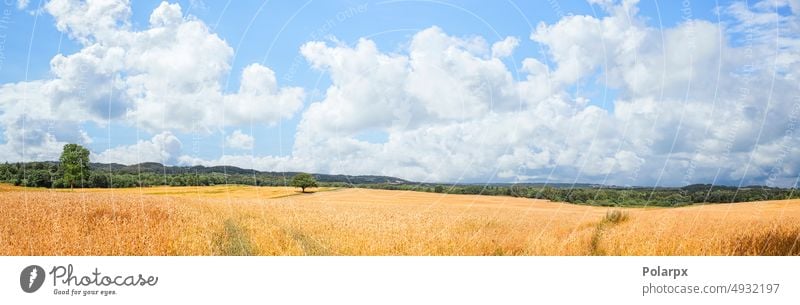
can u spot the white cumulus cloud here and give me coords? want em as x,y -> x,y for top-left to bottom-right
95,131 -> 182,165
225,130 -> 255,150
3,0 -> 800,187
208,0 -> 800,186
0,0 -> 304,164
491,36 -> 519,58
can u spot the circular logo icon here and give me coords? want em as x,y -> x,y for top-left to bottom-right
20,265 -> 45,293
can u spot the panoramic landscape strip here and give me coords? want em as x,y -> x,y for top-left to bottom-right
2,183 -> 799,256
1,144 -> 798,256
1,0 -> 799,258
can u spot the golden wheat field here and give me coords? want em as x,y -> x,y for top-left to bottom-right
0,184 -> 798,256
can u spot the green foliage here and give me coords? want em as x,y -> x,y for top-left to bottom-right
212,219 -> 255,256
0,152 -> 797,208
290,173 -> 318,192
90,173 -> 110,188
59,144 -> 90,188
359,183 -> 800,207
0,162 -> 56,188
25,170 -> 52,188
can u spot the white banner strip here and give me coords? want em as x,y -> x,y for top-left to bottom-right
1,257 -> 797,304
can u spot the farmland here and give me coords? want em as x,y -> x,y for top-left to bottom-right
0,184 -> 798,255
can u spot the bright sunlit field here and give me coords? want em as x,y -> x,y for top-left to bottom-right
1,184 -> 798,255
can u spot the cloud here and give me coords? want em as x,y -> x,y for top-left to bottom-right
179,154 -> 297,173
149,1 -> 182,27
244,0 -> 797,186
0,81 -> 93,162
44,0 -> 132,43
284,26 -> 637,182
223,64 -> 305,127
0,1 -> 304,163
16,0 -> 29,9
4,0 -> 800,187
225,130 -> 254,150
406,27 -> 520,118
491,36 -> 519,58
37,1 -> 302,131
299,38 -> 410,135
527,0 -> 800,185
94,131 -> 182,164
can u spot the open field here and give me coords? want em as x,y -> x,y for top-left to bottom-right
0,184 -> 798,255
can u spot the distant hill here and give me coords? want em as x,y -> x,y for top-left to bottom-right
680,183 -> 780,192
88,162 -> 410,185
419,182 -> 606,189
3,161 -> 791,190
5,161 -> 799,206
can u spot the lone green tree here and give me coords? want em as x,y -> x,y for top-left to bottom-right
59,144 -> 90,188
290,173 -> 318,193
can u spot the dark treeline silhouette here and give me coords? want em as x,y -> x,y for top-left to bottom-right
1,161 -> 797,207
0,161 -> 404,189
359,183 -> 800,207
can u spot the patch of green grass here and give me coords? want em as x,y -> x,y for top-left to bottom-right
590,210 -> 631,255
212,218 -> 255,256
285,228 -> 330,256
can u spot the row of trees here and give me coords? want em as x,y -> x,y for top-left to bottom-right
4,144 -> 798,205
0,144 -> 320,192
1,165 -> 320,192
0,144 -> 91,188
0,167 -> 327,188
362,183 -> 800,206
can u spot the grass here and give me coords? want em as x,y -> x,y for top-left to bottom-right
0,185 -> 798,255
47,184 -> 335,198
603,210 -> 629,224
212,219 -> 255,256
590,210 -> 631,255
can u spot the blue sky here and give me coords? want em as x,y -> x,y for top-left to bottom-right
5,1 -> 720,90
1,0 -> 799,186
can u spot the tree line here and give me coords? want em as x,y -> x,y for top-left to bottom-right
0,144 -> 344,189
2,144 -> 798,206
359,183 -> 800,206
0,161 -> 341,189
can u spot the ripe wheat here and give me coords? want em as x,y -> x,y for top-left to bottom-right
0,185 -> 797,255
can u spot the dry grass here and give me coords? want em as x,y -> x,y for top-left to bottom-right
46,184 -> 333,199
0,184 -> 798,255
